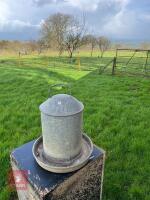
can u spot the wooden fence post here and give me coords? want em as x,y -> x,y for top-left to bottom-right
144,50 -> 149,73
112,57 -> 116,75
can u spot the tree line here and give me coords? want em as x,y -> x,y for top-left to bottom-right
0,13 -> 149,57
0,13 -> 112,57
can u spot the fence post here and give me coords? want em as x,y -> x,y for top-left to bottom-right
18,51 -> 21,67
112,57 -> 116,75
144,50 -> 149,74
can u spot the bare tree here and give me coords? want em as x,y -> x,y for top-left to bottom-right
1,40 -> 8,53
0,40 -> 9,51
64,16 -> 86,58
36,39 -> 48,55
82,34 -> 97,56
11,41 -> 25,55
41,13 -> 86,58
41,13 -> 72,56
26,40 -> 38,54
140,42 -> 150,50
114,43 -> 123,49
98,36 -> 111,58
18,42 -> 31,56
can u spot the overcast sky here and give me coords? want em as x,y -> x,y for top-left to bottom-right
0,0 -> 150,42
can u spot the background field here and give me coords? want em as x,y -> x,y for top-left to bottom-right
0,52 -> 150,200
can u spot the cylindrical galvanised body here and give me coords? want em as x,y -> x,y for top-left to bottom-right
39,94 -> 84,161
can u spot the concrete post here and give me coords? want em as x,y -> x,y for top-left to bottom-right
10,140 -> 105,200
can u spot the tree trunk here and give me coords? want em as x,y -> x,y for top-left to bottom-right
91,48 -> 93,57
101,51 -> 104,58
69,51 -> 73,58
58,50 -> 62,57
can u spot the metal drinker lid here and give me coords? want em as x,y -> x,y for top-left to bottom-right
39,94 -> 84,117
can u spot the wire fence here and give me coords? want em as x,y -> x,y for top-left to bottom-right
1,50 -> 150,77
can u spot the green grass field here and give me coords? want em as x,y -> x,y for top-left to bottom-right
0,52 -> 150,199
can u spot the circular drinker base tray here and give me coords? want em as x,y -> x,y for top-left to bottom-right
32,134 -> 93,173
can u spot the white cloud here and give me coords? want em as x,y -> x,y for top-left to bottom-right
113,0 -> 129,8
140,14 -> 150,21
66,0 -> 100,11
0,0 -> 149,40
32,0 -> 130,11
0,19 -> 40,32
97,0 -> 134,38
0,1 -> 11,21
102,10 -> 136,38
0,0 -> 40,32
33,0 -> 64,6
